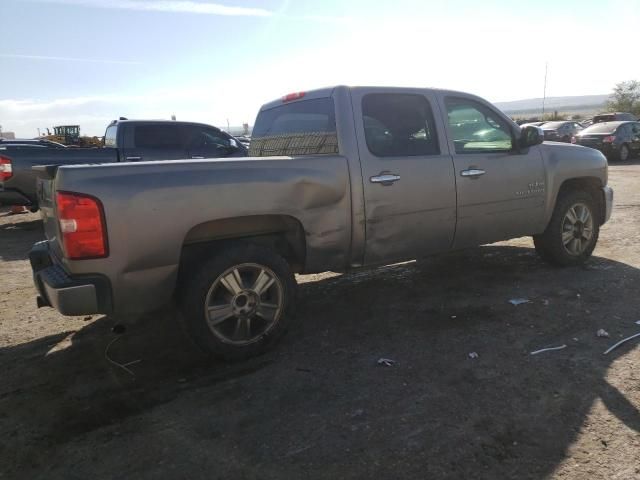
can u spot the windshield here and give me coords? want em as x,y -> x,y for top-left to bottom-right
581,123 -> 619,134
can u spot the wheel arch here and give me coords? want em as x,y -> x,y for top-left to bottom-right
553,176 -> 606,225
178,214 -> 307,276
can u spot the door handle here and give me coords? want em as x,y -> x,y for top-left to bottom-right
125,156 -> 142,161
370,172 -> 401,186
460,168 -> 486,178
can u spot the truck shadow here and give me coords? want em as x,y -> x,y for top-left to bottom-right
1,245 -> 639,479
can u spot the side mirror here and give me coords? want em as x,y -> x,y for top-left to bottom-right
520,125 -> 544,148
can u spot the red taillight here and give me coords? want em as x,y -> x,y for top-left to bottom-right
56,192 -> 108,259
602,135 -> 616,143
282,91 -> 305,102
0,156 -> 12,181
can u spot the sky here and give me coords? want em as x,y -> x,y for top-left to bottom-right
1,0 -> 639,137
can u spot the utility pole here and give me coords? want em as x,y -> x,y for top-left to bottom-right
541,62 -> 548,119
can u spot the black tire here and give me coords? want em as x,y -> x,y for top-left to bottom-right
533,190 -> 600,267
618,143 -> 630,162
561,135 -> 570,143
178,243 -> 297,361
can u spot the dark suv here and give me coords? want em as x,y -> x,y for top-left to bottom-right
575,121 -> 640,161
592,112 -> 637,124
540,121 -> 584,142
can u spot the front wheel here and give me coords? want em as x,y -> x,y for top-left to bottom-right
533,190 -> 600,266
179,243 -> 297,360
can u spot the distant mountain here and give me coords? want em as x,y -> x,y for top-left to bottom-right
495,94 -> 609,116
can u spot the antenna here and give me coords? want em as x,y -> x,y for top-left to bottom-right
541,61 -> 548,118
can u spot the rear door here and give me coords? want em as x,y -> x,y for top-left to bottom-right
440,95 -> 546,248
121,123 -> 187,162
350,89 -> 457,264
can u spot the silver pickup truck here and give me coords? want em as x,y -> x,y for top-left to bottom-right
30,86 -> 613,359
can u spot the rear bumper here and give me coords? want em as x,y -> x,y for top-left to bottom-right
29,241 -> 113,316
602,186 -> 613,224
579,143 -> 617,158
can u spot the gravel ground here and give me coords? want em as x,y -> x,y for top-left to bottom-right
1,162 -> 639,479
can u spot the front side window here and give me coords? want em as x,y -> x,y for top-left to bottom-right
446,98 -> 513,154
362,93 -> 439,157
188,127 -> 231,150
134,125 -> 184,149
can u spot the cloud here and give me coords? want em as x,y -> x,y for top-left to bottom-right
0,54 -> 141,65
32,0 -> 273,17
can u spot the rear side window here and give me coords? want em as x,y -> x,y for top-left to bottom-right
134,125 -> 184,149
362,93 -> 439,157
593,114 -> 615,123
250,98 -> 337,156
104,125 -> 117,147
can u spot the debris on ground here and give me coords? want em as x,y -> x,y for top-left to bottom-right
530,344 -> 567,355
377,358 -> 396,367
104,336 -> 140,376
9,205 -> 29,215
509,298 -> 530,306
596,329 -> 610,338
468,352 -> 479,359
603,332 -> 640,355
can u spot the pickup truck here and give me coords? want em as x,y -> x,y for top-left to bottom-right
29,86 -> 614,360
0,119 -> 247,208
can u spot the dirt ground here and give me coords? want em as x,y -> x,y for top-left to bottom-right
1,163 -> 640,480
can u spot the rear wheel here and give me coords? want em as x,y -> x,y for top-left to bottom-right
618,143 -> 630,161
533,190 -> 599,266
179,243 -> 297,360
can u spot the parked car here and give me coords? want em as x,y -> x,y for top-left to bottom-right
235,135 -> 251,147
574,121 -> 640,161
30,85 -> 613,360
540,121 -> 584,142
592,112 -> 637,124
0,119 -> 247,208
520,121 -> 546,128
0,138 -> 66,148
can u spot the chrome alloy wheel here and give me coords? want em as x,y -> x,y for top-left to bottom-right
204,263 -> 284,345
561,203 -> 594,256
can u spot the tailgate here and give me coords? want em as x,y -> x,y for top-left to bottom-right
33,166 -> 64,259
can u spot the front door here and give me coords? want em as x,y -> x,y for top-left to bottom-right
440,95 -> 546,249
351,89 -> 457,265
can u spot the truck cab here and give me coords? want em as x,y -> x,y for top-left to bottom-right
104,119 -> 247,162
